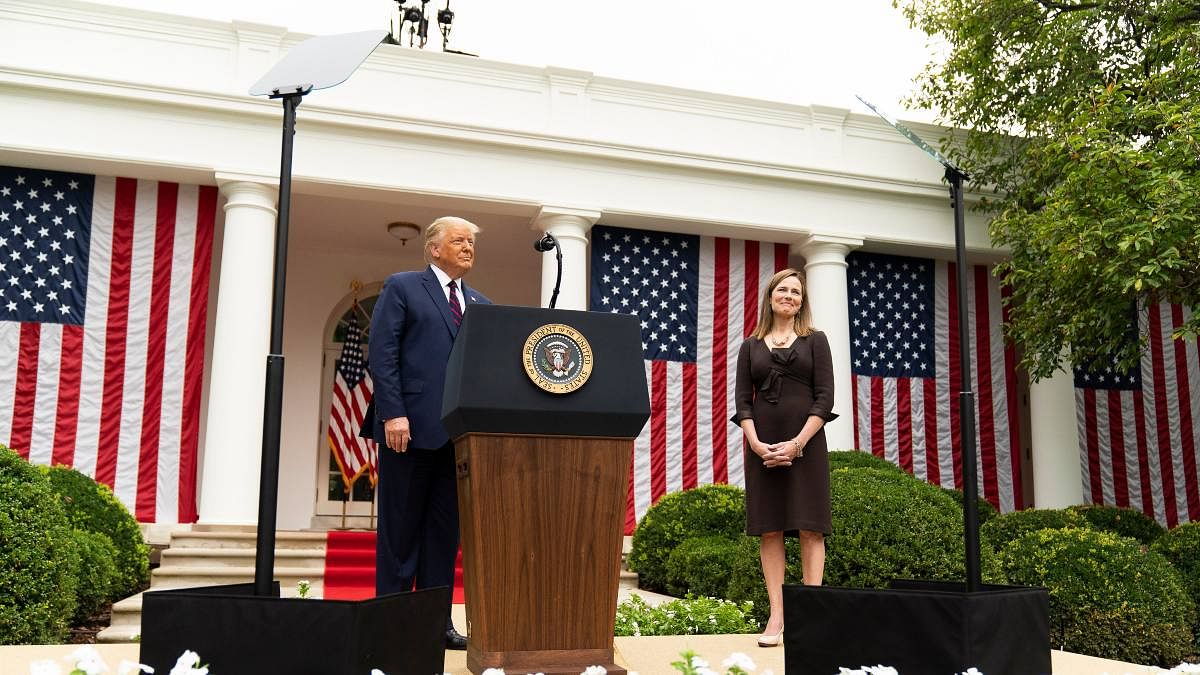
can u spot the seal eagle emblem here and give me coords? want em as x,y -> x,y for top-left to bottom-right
522,323 -> 594,394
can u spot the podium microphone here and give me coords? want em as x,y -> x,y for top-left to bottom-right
534,233 -> 562,309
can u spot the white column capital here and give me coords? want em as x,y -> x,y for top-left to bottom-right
794,233 -> 864,266
533,205 -> 602,230
531,206 -> 599,312
214,172 -> 279,217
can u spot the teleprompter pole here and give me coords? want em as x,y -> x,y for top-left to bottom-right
947,166 -> 982,593
254,91 -> 306,596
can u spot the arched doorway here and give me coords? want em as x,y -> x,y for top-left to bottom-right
314,285 -> 381,527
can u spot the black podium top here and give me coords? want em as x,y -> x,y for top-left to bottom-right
441,304 -> 650,439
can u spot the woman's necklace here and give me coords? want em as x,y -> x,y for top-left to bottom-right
769,331 -> 791,347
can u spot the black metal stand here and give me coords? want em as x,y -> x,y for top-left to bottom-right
535,233 -> 563,309
253,89 -> 308,596
947,166 -> 982,592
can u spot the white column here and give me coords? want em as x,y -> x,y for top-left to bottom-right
796,233 -> 863,452
1030,367 -> 1084,508
532,206 -> 600,311
198,174 -> 278,525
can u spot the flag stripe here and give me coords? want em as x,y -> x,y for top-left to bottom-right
95,177 -> 136,488
681,362 -> 698,490
28,325 -> 63,465
178,184 -> 215,523
709,237 -> 730,485
51,325 -> 84,466
10,322 -> 40,458
1001,284 -> 1023,509
896,377 -> 913,472
1107,390 -> 1128,507
973,266 -> 999,508
0,324 -> 18,445
135,182 -> 176,519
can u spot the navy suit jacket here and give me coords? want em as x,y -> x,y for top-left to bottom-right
365,266 -> 491,449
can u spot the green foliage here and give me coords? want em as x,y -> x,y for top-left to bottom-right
940,486 -> 999,525
981,507 -> 1085,552
1071,504 -> 1165,545
614,594 -> 758,637
1152,522 -> 1200,645
824,468 -> 1003,589
665,535 -> 745,599
895,0 -> 1200,379
42,465 -> 149,599
628,484 -> 745,593
68,529 -> 120,623
1001,527 -> 1195,666
0,446 -> 79,644
827,450 -> 905,474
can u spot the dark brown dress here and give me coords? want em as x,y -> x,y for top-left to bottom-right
732,331 -> 839,536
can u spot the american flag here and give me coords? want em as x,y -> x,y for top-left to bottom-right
0,165 -> 215,523
1075,303 -> 1200,527
848,251 -> 1023,512
327,313 -> 378,487
588,224 -> 788,533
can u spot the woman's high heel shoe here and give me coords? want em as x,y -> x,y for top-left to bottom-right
757,626 -> 784,647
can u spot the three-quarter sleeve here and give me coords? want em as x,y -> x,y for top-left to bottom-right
730,338 -> 756,425
808,331 -> 839,423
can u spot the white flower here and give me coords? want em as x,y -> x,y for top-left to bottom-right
65,646 -> 109,675
695,668 -> 718,675
582,667 -> 607,675
690,656 -> 709,669
481,669 -> 506,675
117,661 -> 154,674
168,650 -> 207,675
28,659 -> 62,675
370,670 -> 387,675
722,652 -> 756,671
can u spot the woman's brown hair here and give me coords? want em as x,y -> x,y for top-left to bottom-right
750,268 -> 815,340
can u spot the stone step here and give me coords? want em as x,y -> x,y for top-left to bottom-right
167,530 -> 326,550
149,564 -> 322,589
159,547 -> 325,568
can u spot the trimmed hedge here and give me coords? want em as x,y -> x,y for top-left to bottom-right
0,446 -> 79,644
1001,527 -> 1195,666
665,535 -> 744,599
614,594 -> 758,636
42,465 -> 149,599
824,468 -> 1002,589
980,507 -> 1085,552
628,484 -> 745,593
1152,521 -> 1200,645
68,529 -> 120,623
827,450 -> 906,474
1071,504 -> 1165,545
940,486 -> 999,525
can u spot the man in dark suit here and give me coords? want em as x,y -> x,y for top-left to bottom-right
366,216 -> 490,650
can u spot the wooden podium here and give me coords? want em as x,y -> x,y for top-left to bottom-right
442,305 -> 650,675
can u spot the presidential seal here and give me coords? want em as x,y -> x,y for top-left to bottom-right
522,323 -> 594,394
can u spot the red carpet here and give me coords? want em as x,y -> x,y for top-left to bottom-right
322,530 -> 464,603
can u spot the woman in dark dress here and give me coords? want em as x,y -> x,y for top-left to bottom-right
731,268 -> 838,647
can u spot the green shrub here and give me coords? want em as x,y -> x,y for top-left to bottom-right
824,468 -> 1003,590
665,535 -> 744,599
940,486 -> 1000,525
0,446 -> 79,644
980,507 -> 1085,552
827,450 -> 905,473
1152,521 -> 1200,645
629,484 -> 745,593
1071,504 -> 1165,545
1001,527 -> 1194,666
42,465 -> 149,599
68,529 -> 120,623
614,594 -> 758,636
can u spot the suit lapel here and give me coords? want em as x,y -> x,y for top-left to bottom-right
421,267 -> 459,338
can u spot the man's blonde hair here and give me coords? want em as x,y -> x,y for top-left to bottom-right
423,216 -> 480,264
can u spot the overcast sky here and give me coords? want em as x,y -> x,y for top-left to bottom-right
96,0 -> 942,122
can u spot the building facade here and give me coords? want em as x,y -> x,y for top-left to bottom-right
0,0 -> 1086,532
